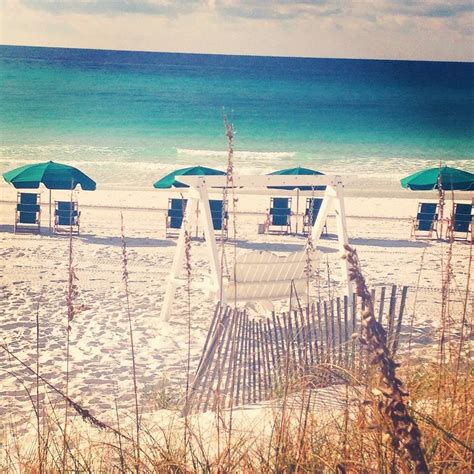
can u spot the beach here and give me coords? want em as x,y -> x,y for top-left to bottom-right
1,180 -> 472,432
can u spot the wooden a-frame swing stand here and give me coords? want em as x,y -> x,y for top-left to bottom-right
160,174 -> 352,321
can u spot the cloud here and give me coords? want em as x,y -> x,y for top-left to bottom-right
2,0 -> 472,60
386,0 -> 473,18
420,5 -> 472,18
211,0 -> 473,25
215,0 -> 343,20
17,0 -> 474,24
20,0 -> 203,17
18,0 -> 343,20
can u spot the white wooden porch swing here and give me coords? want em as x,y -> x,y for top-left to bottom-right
160,174 -> 353,321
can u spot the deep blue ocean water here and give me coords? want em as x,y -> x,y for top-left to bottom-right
0,45 -> 473,186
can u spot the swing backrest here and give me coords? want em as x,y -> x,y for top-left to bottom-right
225,250 -> 311,302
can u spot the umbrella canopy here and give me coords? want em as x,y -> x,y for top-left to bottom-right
401,166 -> 474,191
153,166 -> 225,189
267,166 -> 326,191
3,161 -> 96,190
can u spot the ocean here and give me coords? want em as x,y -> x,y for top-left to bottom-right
1,45 -> 473,189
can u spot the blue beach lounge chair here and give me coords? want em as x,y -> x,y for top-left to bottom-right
54,201 -> 80,234
411,202 -> 439,239
209,199 -> 228,239
267,197 -> 292,234
14,192 -> 41,233
165,198 -> 187,238
450,202 -> 473,241
303,198 -> 328,236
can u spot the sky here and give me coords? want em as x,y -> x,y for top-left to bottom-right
0,0 -> 473,61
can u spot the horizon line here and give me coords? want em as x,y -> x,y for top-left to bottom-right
1,42 -> 472,65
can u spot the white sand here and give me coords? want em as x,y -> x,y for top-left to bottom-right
0,181 -> 472,443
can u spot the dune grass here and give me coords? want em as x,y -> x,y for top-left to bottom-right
1,234 -> 472,473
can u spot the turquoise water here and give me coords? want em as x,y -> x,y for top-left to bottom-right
1,45 -> 473,186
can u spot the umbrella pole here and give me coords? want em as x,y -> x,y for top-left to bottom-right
196,201 -> 199,238
438,188 -> 445,239
295,189 -> 299,234
437,169 -> 445,240
49,189 -> 52,232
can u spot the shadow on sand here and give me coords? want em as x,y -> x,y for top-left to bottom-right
77,234 -> 175,248
234,239 -> 338,254
0,225 -> 15,233
0,224 -> 51,235
0,225 -> 174,248
349,237 -> 429,249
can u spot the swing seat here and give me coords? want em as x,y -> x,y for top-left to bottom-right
224,250 -> 312,303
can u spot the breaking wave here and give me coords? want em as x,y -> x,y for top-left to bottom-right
177,148 -> 296,160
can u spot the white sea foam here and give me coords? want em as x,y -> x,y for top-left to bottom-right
177,148 -> 296,160
1,144 -> 472,190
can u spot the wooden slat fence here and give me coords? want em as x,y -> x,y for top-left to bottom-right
182,285 -> 408,415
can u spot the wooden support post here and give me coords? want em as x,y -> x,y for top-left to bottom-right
275,313 -> 286,384
196,306 -> 230,412
234,311 -> 247,406
311,187 -> 333,243
336,297 -> 342,366
195,303 -> 221,375
246,318 -> 252,405
323,301 -> 330,363
304,306 -> 314,366
311,303 -> 320,364
197,184 -> 222,299
392,286 -> 408,355
244,316 -> 251,404
343,295 -> 349,368
272,312 -> 283,373
351,292 -> 357,371
317,301 -> 324,362
261,320 -> 273,397
387,285 -> 398,348
329,299 -> 336,363
160,194 -> 198,321
333,182 -> 353,307
266,317 -> 277,373
291,311 -> 302,371
285,312 -> 297,371
226,309 -> 244,408
211,307 -> 238,411
184,305 -> 228,415
251,319 -> 257,403
254,320 -> 263,401
378,286 -> 386,323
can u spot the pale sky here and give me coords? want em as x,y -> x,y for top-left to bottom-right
1,0 -> 473,61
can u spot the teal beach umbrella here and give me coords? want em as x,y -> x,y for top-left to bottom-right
267,166 -> 326,191
3,160 -> 96,191
267,166 -> 326,234
153,166 -> 225,189
3,160 -> 96,229
401,165 -> 474,237
400,166 -> 474,191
